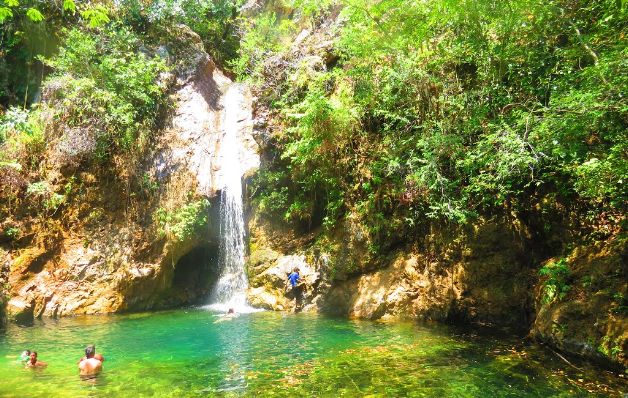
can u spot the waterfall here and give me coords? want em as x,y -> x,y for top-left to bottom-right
207,84 -> 258,313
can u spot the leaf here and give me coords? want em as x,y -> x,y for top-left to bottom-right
4,0 -> 19,7
26,8 -> 44,22
63,0 -> 76,12
80,6 -> 110,28
0,6 -> 12,22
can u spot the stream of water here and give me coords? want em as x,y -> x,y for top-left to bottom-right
0,309 -> 625,397
208,84 -> 254,314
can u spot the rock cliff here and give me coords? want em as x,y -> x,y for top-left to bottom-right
2,27 -> 259,323
245,205 -> 626,369
247,212 -> 534,325
239,2 -> 626,370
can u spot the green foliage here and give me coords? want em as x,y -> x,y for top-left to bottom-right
156,198 -> 210,241
138,172 -> 159,195
0,106 -> 44,169
117,0 -> 243,64
0,106 -> 31,143
611,292 -> 628,315
0,1 -> 117,107
26,180 -> 67,213
0,7 -> 13,23
539,258 -> 571,305
4,226 -> 19,239
43,26 -> 168,160
231,11 -> 297,80
80,5 -> 110,28
25,7 -> 43,22
244,0 -> 628,248
63,0 -> 76,13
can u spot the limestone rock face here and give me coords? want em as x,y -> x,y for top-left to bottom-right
4,27 -> 259,320
248,253 -> 319,312
530,238 -> 627,369
6,229 -> 167,320
319,221 -> 532,323
247,214 -> 532,323
153,55 -> 259,198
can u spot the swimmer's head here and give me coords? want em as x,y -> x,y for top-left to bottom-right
227,308 -> 235,314
21,349 -> 31,357
85,345 -> 95,358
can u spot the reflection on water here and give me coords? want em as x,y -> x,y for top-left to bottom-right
0,309 -> 625,397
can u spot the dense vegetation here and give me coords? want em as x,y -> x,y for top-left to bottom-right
2,0 -> 625,232
242,0 -> 626,251
0,0 -> 241,229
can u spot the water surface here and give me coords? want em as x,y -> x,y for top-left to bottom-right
0,309 -> 624,397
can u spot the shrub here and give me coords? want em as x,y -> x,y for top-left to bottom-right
156,199 -> 210,241
244,0 -> 627,249
43,27 -> 168,162
538,258 -> 571,305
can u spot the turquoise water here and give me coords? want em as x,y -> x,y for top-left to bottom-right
0,309 -> 625,397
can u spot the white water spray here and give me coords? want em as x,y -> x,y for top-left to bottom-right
207,85 -> 259,313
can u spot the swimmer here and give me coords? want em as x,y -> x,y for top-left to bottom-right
213,308 -> 238,323
77,346 -> 105,364
25,351 -> 47,368
78,345 -> 103,378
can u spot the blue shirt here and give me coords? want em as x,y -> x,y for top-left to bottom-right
288,272 -> 299,287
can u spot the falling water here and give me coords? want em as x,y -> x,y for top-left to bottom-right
208,85 -> 258,313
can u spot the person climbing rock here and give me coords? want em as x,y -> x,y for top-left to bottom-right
287,267 -> 300,289
25,351 -> 47,368
78,345 -> 103,378
287,267 -> 305,312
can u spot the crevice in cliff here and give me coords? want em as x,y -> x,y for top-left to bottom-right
171,244 -> 219,304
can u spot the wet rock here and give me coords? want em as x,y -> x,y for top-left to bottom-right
152,52 -> 259,198
249,215 -> 533,323
247,286 -> 289,310
247,254 -> 319,312
7,297 -> 34,323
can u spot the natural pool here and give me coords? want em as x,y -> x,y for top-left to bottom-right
0,309 -> 625,397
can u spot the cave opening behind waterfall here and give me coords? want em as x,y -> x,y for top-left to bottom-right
171,244 -> 219,305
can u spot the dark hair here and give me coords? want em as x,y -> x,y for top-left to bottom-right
85,345 -> 95,358
32,351 -> 37,357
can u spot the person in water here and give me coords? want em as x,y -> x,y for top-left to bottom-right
214,308 -> 237,323
25,351 -> 47,368
78,345 -> 103,378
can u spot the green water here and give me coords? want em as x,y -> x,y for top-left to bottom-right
0,309 -> 624,397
